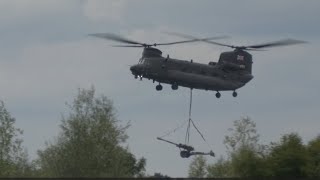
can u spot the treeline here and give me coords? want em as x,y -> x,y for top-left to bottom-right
1,88 -> 319,177
0,87 -> 146,177
188,117 -> 320,178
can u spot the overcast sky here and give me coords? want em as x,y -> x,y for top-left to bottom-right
0,0 -> 319,177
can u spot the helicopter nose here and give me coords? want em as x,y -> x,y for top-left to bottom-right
130,65 -> 137,73
130,64 -> 142,75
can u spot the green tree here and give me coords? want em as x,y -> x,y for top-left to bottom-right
224,117 -> 264,154
151,172 -> 170,178
206,157 -> 231,178
209,117 -> 267,177
0,100 -> 31,177
206,117 -> 319,178
36,87 -> 146,177
229,145 -> 267,177
188,155 -> 207,178
304,135 -> 320,177
267,133 -> 307,177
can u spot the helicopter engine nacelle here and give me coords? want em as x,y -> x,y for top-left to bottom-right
218,51 -> 252,73
222,61 -> 245,70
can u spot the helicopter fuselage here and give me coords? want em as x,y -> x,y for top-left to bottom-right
130,48 -> 254,95
90,33 -> 305,97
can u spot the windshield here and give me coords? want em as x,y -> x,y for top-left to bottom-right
138,58 -> 145,64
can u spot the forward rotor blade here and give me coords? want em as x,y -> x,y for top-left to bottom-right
90,32 -> 230,48
89,33 -> 144,45
164,31 -> 233,48
156,36 -> 229,46
112,45 -> 144,47
247,39 -> 307,49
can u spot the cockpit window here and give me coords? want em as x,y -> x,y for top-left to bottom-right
138,58 -> 145,64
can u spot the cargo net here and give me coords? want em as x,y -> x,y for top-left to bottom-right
157,89 -> 215,158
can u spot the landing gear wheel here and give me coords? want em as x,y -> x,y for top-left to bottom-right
232,91 -> 237,97
171,83 -> 178,90
215,92 -> 221,98
134,75 -> 138,79
156,84 -> 163,91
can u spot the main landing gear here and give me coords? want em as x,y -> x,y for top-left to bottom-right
215,91 -> 238,98
156,84 -> 163,91
171,83 -> 178,90
232,91 -> 238,97
155,83 -> 178,91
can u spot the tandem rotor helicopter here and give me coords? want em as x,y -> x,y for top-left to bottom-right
90,32 -> 306,98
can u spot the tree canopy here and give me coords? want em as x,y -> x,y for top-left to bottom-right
305,135 -> 320,177
0,101 -> 30,177
188,155 -> 207,178
193,117 -> 320,178
1,91 -> 319,178
267,133 -> 308,177
36,87 -> 146,177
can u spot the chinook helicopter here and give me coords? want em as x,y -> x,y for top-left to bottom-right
90,33 -> 305,98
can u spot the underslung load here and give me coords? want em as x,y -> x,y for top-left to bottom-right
157,89 -> 214,158
157,137 -> 214,158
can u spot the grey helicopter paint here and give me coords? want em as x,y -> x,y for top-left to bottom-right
130,47 -> 253,94
90,33 -> 306,98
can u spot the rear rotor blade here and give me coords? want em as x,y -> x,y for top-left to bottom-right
156,36 -> 229,46
247,39 -> 307,49
164,31 -> 233,48
245,48 -> 267,51
164,31 -> 307,50
200,39 -> 235,48
204,38 -> 307,50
